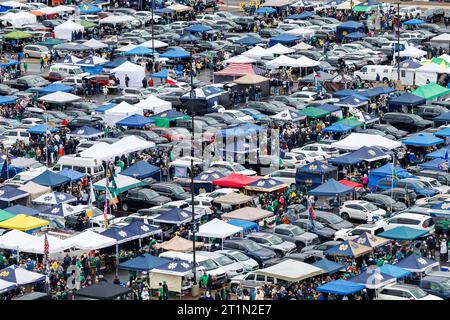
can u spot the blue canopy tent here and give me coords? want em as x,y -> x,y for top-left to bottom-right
434,112 -> 450,124
378,226 -> 429,240
178,33 -> 200,42
377,264 -> 411,279
27,124 -> 58,135
325,240 -> 372,257
333,89 -> 359,98
67,125 -> 103,138
118,254 -> 169,271
388,93 -> 426,111
296,161 -> 338,189
425,146 -> 450,158
4,204 -> 40,216
268,34 -> 299,47
368,163 -> 414,190
0,5 -> 13,12
37,83 -> 74,94
31,170 -> 71,188
180,86 -> 226,116
318,103 -> 342,114
185,24 -> 213,33
403,18 -> 426,25
245,177 -> 287,192
309,178 -> 354,196
434,127 -> 450,137
235,35 -> 263,46
0,96 -> 16,105
39,203 -> 83,219
343,31 -> 367,41
79,3 -> 102,14
152,208 -> 193,225
95,103 -> 117,113
76,55 -> 107,74
56,55 -> 79,64
58,168 -> 87,182
419,158 -> 448,171
353,232 -> 389,248
395,254 -> 440,273
125,46 -> 154,56
103,58 -> 127,69
0,265 -> 45,286
0,59 -> 18,68
399,59 -> 422,70
152,259 -> 197,276
322,123 -> 353,134
402,133 -> 444,147
316,279 -> 365,295
359,112 -> 380,124
101,226 -> 140,244
360,87 -> 396,98
255,6 -> 277,15
335,95 -> 369,108
287,11 -> 315,20
348,269 -> 396,289
218,123 -> 264,138
329,146 -> 388,165
150,69 -> 174,79
116,114 -> 154,127
312,259 -> 345,275
121,160 -> 161,180
160,49 -> 190,59
121,221 -> 161,239
193,170 -> 226,194
430,201 -> 450,217
227,219 -> 259,233
0,185 -> 28,202
336,21 -> 365,40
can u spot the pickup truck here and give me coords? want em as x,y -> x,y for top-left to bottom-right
271,224 -> 320,251
4,76 -> 49,90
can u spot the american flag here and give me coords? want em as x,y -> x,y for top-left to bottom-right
44,234 -> 49,258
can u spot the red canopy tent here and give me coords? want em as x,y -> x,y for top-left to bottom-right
214,63 -> 255,77
212,173 -> 260,188
339,180 -> 363,189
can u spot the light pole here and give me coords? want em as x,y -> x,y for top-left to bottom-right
151,0 -> 155,64
397,1 -> 400,82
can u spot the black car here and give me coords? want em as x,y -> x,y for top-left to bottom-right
233,17 -> 255,31
381,188 -> 418,205
222,238 -> 277,267
119,188 -> 171,212
383,112 -> 433,133
362,193 -> 407,215
109,96 -> 140,105
149,182 -> 191,200
413,105 -> 449,120
421,8 -> 444,23
205,113 -> 241,126
259,28 -> 281,38
372,123 -> 408,139
67,116 -> 101,130
124,129 -> 169,144
291,218 -> 336,241
0,84 -> 19,96
246,102 -> 284,115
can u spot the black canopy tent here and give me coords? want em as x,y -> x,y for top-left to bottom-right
73,283 -> 131,300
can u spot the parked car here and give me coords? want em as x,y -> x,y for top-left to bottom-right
298,210 -> 354,231
333,224 -> 385,241
383,113 -> 433,133
381,188 -> 418,205
376,213 -> 435,234
222,238 -> 277,267
300,240 -> 342,258
23,44 -> 50,58
376,284 -> 442,300
246,232 -> 296,257
291,218 -> 336,241
362,193 -> 407,214
215,250 -> 259,272
149,182 -> 191,200
406,276 -> 450,300
339,200 -> 387,223
271,224 -> 320,251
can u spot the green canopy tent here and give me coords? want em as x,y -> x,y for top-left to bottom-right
412,83 -> 450,100
38,38 -> 65,48
4,31 -> 32,40
151,110 -> 190,128
0,210 -> 15,222
299,107 -> 330,119
335,117 -> 364,128
352,4 -> 379,12
78,20 -> 97,29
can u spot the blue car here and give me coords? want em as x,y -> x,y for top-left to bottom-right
374,177 -> 438,198
240,108 -> 271,122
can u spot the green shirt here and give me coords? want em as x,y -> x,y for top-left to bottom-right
149,239 -> 157,247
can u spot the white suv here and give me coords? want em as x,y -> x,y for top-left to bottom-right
291,143 -> 339,159
334,224 -> 385,241
376,284 -> 442,300
376,213 -> 435,234
209,161 -> 257,176
339,200 -> 387,223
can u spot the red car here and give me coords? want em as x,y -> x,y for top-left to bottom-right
43,71 -> 67,82
150,127 -> 190,142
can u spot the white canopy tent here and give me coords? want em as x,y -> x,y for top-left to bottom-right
0,1 -> 29,8
141,39 -> 169,49
63,230 -> 116,250
242,46 -> 270,59
110,135 -> 155,154
265,43 -> 295,55
255,259 -> 324,282
20,234 -> 72,254
38,91 -> 82,104
266,55 -> 302,68
0,230 -> 36,251
116,44 -> 137,52
80,142 -> 116,161
75,55 -> 109,66
399,46 -> 427,58
135,95 -> 172,114
430,33 -> 450,49
110,61 -> 146,89
82,39 -> 109,50
224,55 -> 256,64
104,101 -> 144,126
292,42 -> 314,51
0,12 -> 36,27
415,63 -> 443,86
93,174 -> 143,191
285,28 -> 315,39
99,15 -> 134,25
54,20 -> 84,41
297,55 -> 321,67
197,218 -> 243,239
332,133 -> 402,150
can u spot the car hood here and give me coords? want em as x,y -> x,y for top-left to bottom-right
152,195 -> 171,204
239,169 -> 257,176
329,220 -> 354,230
297,232 -> 319,242
254,248 -> 276,260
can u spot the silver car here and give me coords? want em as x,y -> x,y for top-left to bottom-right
246,232 -> 297,257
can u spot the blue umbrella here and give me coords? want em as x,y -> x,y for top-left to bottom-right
79,3 -> 102,14
178,33 -> 200,42
0,96 -> 17,105
0,185 -> 28,202
38,83 -> 74,94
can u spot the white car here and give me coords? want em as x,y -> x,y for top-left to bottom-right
220,110 -> 254,123
333,224 -> 385,241
399,6 -> 422,18
20,117 -> 44,128
339,200 -> 387,223
209,161 -> 256,176
376,284 -> 442,300
197,188 -> 239,199
289,91 -> 319,103
282,152 -> 307,168
416,176 -> 450,194
266,169 -> 297,187
3,128 -> 30,146
415,194 -> 450,206
215,250 -> 259,272
196,251 -> 245,278
185,196 -> 214,215
375,213 -> 435,234
291,143 -> 339,159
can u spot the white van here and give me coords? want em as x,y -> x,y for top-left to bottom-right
53,155 -> 104,179
49,64 -> 89,78
196,251 -> 245,278
5,170 -> 43,186
353,65 -> 396,82
158,251 -> 228,285
3,129 -> 30,146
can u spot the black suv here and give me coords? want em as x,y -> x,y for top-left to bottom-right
222,238 -> 277,267
119,188 -> 171,212
149,182 -> 191,200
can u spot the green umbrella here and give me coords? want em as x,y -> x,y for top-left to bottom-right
4,31 -> 32,40
78,20 -> 97,29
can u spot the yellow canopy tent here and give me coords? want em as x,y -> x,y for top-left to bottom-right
0,214 -> 49,231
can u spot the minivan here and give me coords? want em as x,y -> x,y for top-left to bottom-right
53,155 -> 105,179
49,64 -> 89,78
354,65 -> 396,83
23,45 -> 50,59
158,251 -> 227,285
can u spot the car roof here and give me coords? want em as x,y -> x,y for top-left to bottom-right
345,200 -> 370,205
391,213 -> 429,220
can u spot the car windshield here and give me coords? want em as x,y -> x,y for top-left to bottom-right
267,235 -> 283,245
410,287 -> 428,299
245,241 -> 262,251
326,214 -> 344,224
232,163 -> 246,171
291,227 -> 305,236
142,190 -> 159,198
428,180 -> 442,187
233,111 -> 246,117
440,279 -> 450,290
215,255 -> 234,266
232,252 -> 249,261
364,203 -> 379,211
199,259 -> 219,271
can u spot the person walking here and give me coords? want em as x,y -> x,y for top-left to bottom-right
162,281 -> 169,300
40,56 -> 45,71
440,237 -> 448,262
102,85 -> 108,101
125,74 -> 130,87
